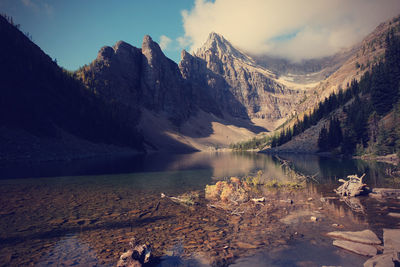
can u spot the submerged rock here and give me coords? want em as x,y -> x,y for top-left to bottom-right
362,229 -> 400,266
383,228 -> 400,254
388,212 -> 400,218
363,253 -> 399,267
327,230 -> 381,245
369,188 -> 400,199
280,210 -> 321,225
117,242 -> 152,267
333,239 -> 377,256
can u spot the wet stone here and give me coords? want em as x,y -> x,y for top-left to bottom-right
364,253 -> 399,267
333,239 -> 377,256
383,228 -> 400,254
327,230 -> 381,245
388,213 -> 400,218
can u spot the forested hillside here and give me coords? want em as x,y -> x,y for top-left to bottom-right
0,14 -> 144,160
269,30 -> 400,156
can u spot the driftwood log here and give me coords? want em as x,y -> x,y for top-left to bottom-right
334,174 -> 367,197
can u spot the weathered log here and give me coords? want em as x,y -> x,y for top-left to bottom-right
334,174 -> 367,197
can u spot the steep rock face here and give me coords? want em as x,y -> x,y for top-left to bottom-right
193,32 -> 302,122
79,36 -> 194,125
81,41 -> 142,107
179,49 -> 245,118
141,35 -> 192,123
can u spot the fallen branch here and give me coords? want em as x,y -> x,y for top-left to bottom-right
161,192 -> 199,206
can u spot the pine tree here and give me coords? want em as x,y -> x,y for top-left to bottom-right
318,126 -> 329,151
328,117 -> 342,149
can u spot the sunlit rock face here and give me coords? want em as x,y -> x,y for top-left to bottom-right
192,32 -> 303,122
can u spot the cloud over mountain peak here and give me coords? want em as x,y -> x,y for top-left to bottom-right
180,0 -> 400,61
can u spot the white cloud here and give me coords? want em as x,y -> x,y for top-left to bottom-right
21,0 -> 54,16
159,35 -> 172,51
177,36 -> 191,49
180,0 -> 400,61
43,3 -> 54,16
21,0 -> 37,9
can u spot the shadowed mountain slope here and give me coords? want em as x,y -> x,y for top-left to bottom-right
0,15 -> 144,162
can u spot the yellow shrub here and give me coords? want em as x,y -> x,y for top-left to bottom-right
230,177 -> 240,184
205,184 -> 219,200
220,183 -> 234,202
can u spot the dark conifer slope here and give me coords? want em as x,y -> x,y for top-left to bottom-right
269,29 -> 400,156
0,15 -> 144,161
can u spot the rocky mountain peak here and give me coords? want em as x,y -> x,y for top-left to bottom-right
142,35 -> 154,47
180,49 -> 192,61
96,41 -> 139,61
142,35 -> 163,63
201,32 -> 229,50
195,32 -> 254,64
113,40 -> 134,52
97,46 -> 114,61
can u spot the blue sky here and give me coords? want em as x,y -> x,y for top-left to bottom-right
0,0 -> 195,70
1,0 -> 400,69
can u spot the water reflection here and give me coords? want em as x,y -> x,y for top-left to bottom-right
0,152 -> 398,266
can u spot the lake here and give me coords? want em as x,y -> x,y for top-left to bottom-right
0,152 -> 399,266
